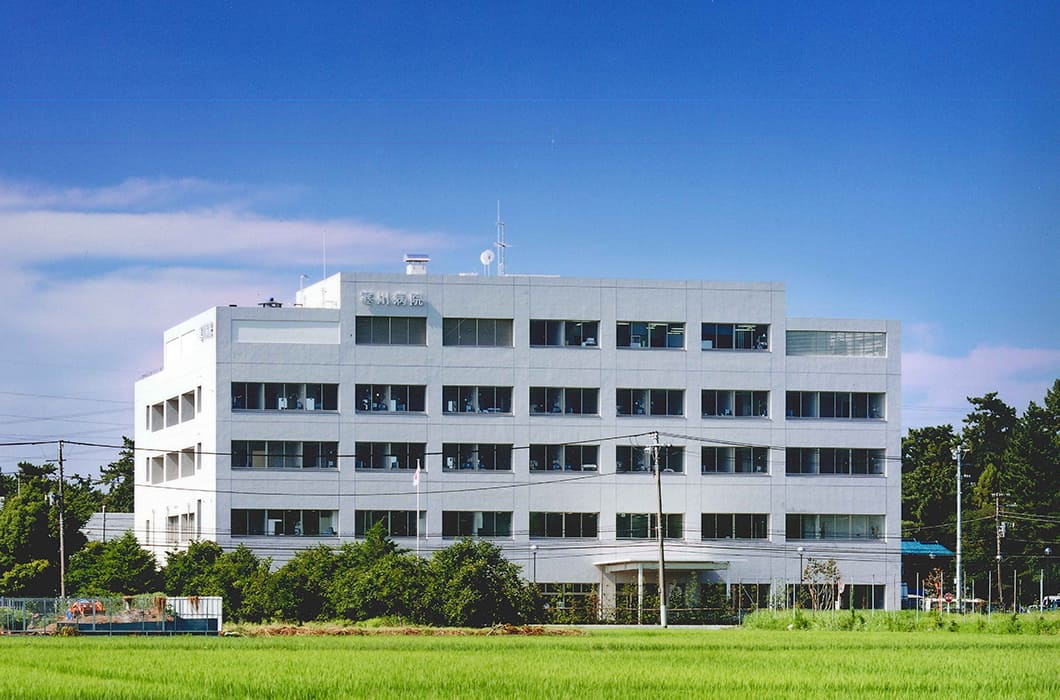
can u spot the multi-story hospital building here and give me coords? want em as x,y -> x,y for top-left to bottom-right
135,258 -> 901,611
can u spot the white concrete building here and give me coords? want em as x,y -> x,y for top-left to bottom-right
135,265 -> 901,612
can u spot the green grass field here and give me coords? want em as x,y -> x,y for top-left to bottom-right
1,629 -> 1058,699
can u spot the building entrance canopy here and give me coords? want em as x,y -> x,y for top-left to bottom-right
595,555 -> 731,575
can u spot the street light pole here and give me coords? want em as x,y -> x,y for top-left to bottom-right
530,544 -> 538,585
796,546 -> 805,615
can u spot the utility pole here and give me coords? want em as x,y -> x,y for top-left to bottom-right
953,448 -> 963,612
653,432 -> 667,628
57,440 -> 66,600
994,492 -> 1005,611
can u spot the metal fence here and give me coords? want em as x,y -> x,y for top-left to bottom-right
0,595 -> 222,635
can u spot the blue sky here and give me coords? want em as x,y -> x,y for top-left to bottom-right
1,1 -> 1057,474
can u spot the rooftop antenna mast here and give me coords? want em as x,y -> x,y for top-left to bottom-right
495,200 -> 508,276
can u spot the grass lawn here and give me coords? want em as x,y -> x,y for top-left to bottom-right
1,628 -> 1057,699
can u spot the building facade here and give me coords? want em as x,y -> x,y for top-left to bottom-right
135,269 -> 902,611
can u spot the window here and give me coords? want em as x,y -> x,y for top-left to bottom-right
231,509 -> 337,536
785,392 -> 885,419
354,510 -> 423,537
530,512 -> 599,538
616,445 -> 684,473
442,385 -> 513,414
616,513 -> 683,539
701,446 -> 769,474
355,316 -> 427,345
616,321 -> 685,349
442,511 -> 512,538
538,583 -> 597,611
442,443 -> 513,471
166,515 -> 179,545
616,388 -> 683,416
785,514 -> 884,540
356,384 -> 426,412
702,323 -> 768,350
232,382 -> 338,411
786,330 -> 886,357
231,441 -> 338,469
785,448 -> 885,475
530,320 -> 600,347
529,387 -> 599,415
529,444 -> 599,471
442,318 -> 513,346
354,442 -> 426,470
702,513 -> 769,539
702,390 -> 768,417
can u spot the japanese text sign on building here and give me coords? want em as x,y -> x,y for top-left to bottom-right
360,291 -> 425,307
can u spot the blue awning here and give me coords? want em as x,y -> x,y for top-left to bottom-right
902,540 -> 954,557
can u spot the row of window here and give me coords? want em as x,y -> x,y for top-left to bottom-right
355,317 -> 772,351
228,442 -> 886,475
785,448 -> 886,475
148,387 -> 200,431
785,391 -> 885,419
232,382 -> 339,411
147,446 -> 200,483
355,319 -> 888,357
229,509 -> 884,540
231,441 -> 339,469
233,382 -> 886,420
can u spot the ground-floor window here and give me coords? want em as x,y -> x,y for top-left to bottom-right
538,583 -> 598,622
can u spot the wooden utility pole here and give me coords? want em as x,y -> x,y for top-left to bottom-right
58,440 -> 66,599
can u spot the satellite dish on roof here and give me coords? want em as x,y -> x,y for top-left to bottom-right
480,249 -> 495,266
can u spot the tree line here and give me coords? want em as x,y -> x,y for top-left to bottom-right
903,380 -> 1059,606
0,436 -> 540,625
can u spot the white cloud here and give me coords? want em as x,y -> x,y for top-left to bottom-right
0,176 -> 235,212
0,176 -> 459,471
903,346 -> 1060,429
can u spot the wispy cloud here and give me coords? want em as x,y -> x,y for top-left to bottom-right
0,177 -> 459,466
903,345 -> 1060,428
0,178 -> 452,269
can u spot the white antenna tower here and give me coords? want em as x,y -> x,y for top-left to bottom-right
494,200 -> 508,276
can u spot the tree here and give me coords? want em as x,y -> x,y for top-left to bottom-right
162,541 -> 268,622
902,424 -> 958,546
99,437 -> 135,512
0,463 -> 60,595
999,379 -> 1060,596
213,545 -> 269,622
271,545 -> 341,621
66,531 -> 160,595
802,558 -> 841,611
163,540 -> 226,595
326,521 -> 417,621
331,552 -> 431,622
426,539 -> 541,627
963,393 -> 1018,507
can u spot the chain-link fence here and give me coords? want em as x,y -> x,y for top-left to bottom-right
0,595 -> 222,635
